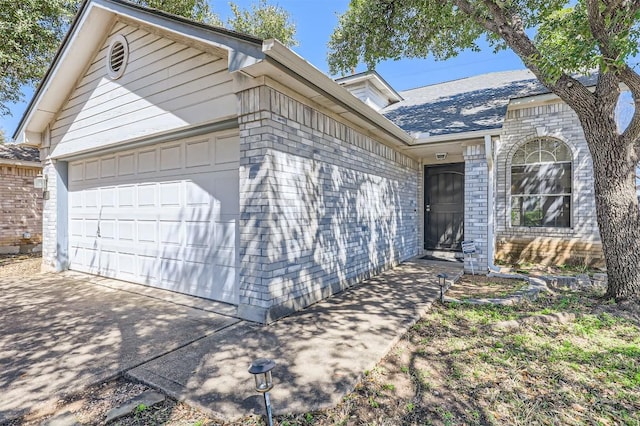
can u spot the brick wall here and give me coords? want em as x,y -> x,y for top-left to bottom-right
495,101 -> 603,265
0,165 -> 43,254
237,85 -> 420,323
464,144 -> 489,273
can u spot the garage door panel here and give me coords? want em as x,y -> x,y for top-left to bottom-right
119,153 -> 136,175
70,219 -> 84,237
214,221 -> 237,248
186,139 -> 211,168
160,144 -> 182,171
99,220 -> 116,239
118,253 -> 136,276
135,220 -> 155,243
138,255 -> 159,280
68,132 -> 240,304
101,187 -> 116,207
101,157 -> 116,178
117,186 -> 135,207
159,221 -> 183,245
185,221 -> 212,247
137,184 -> 156,206
159,182 -> 181,206
70,192 -> 83,208
85,190 -> 99,207
138,149 -> 157,173
118,220 -> 135,241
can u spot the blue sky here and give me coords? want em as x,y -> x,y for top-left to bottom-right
1,0 -> 526,139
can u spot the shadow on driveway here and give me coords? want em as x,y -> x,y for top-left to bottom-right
1,259 -> 462,422
0,274 -> 238,422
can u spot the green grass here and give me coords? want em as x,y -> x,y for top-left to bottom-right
276,289 -> 640,426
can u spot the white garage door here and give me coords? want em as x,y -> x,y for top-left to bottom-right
68,131 -> 240,305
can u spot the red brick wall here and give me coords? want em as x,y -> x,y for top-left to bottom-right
0,165 -> 43,252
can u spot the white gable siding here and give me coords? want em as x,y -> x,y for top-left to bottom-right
50,23 -> 235,158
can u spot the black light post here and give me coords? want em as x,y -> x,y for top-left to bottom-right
249,358 -> 276,426
437,273 -> 448,303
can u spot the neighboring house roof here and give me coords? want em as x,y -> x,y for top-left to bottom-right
0,144 -> 40,165
382,70 -> 597,137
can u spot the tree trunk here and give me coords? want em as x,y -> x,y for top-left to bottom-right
583,125 -> 640,301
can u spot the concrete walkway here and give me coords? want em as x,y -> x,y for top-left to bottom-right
0,259 -> 462,422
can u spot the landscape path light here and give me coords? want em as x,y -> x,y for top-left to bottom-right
437,273 -> 449,303
249,358 -> 276,426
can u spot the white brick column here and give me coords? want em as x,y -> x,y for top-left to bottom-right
464,145 -> 489,274
41,159 -> 69,272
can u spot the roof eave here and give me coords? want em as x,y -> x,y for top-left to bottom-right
260,40 -> 413,147
411,128 -> 501,144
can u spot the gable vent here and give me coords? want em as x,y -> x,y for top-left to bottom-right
106,34 -> 129,80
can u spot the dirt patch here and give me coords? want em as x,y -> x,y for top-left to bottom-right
446,274 -> 528,300
498,261 -> 603,276
0,253 -> 42,278
7,378 -> 231,426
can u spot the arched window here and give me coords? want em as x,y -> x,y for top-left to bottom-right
511,138 -> 572,227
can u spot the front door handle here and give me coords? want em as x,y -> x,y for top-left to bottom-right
425,205 -> 431,212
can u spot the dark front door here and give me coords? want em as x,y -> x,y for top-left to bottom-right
424,163 -> 464,250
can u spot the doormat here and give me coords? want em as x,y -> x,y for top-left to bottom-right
420,254 -> 463,263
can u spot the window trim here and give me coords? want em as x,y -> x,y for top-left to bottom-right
509,137 -> 574,229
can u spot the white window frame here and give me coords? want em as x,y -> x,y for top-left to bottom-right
510,138 -> 573,228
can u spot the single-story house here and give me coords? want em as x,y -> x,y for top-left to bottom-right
0,144 -> 43,254
14,0 -> 609,323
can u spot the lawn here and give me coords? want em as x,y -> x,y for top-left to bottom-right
278,287 -> 640,426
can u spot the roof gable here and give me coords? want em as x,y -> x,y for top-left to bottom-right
14,0 -> 264,144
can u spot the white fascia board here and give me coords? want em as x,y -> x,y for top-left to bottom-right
509,85 -> 599,110
13,3 -> 113,144
508,92 -> 561,109
337,72 -> 403,103
94,0 -> 264,71
411,128 -> 500,145
260,39 -> 413,146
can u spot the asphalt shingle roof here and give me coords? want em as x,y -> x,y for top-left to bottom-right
0,144 -> 40,163
382,70 -> 596,137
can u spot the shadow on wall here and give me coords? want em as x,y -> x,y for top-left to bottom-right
69,169 -> 239,305
495,237 -> 605,267
242,143 -> 418,311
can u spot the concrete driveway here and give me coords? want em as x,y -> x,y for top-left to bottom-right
0,259 -> 462,422
0,272 -> 239,422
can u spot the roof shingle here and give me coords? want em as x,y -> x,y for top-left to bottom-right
382,70 -> 596,137
0,144 -> 41,163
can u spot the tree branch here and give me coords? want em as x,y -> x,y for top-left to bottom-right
454,0 -> 595,113
584,0 -> 640,144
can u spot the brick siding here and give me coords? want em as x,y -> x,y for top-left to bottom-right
0,165 -> 43,254
237,85 -> 420,323
464,144 -> 489,273
495,101 -> 603,265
